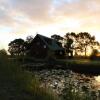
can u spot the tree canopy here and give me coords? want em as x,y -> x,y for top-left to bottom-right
8,33 -> 100,58
51,34 -> 63,42
76,32 -> 99,56
8,39 -> 25,56
64,32 -> 100,57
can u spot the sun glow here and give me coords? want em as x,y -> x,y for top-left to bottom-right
0,0 -> 100,50
95,76 -> 100,83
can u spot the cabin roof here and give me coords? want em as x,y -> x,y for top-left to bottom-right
35,34 -> 64,51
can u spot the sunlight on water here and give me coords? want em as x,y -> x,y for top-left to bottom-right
95,76 -> 100,83
94,76 -> 100,89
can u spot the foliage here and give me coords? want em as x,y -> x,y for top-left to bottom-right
8,38 -> 25,56
51,34 -> 63,42
0,49 -> 7,56
62,80 -> 94,100
76,32 -> 99,56
64,32 -> 76,57
64,32 -> 100,57
90,49 -> 99,60
8,33 -> 100,58
0,51 -> 58,100
8,36 -> 34,56
26,35 -> 34,43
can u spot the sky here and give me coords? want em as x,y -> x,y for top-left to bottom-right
0,0 -> 100,50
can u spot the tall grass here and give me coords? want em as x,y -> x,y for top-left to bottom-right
0,50 -> 97,100
0,51 -> 58,100
62,83 -> 93,100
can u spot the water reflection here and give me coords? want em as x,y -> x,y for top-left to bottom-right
95,76 -> 100,83
94,76 -> 100,89
34,70 -> 100,99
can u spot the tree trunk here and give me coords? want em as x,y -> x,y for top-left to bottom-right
85,47 -> 87,57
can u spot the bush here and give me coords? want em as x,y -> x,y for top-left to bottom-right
0,51 -> 58,100
62,83 -> 92,100
90,49 -> 99,60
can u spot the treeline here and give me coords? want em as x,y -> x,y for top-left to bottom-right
8,36 -> 34,56
51,32 -> 100,57
8,32 -> 100,57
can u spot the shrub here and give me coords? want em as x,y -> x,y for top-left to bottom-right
90,49 -> 99,60
0,51 -> 58,100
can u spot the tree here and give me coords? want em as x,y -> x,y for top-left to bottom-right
64,32 -> 77,57
0,49 -> 7,56
64,32 -> 100,57
8,39 -> 25,56
76,32 -> 99,57
24,35 -> 34,55
51,34 -> 64,49
51,34 -> 63,42
26,35 -> 34,43
90,49 -> 99,60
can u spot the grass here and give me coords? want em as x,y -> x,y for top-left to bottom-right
0,52 -> 58,100
1,51 -> 99,100
67,60 -> 100,75
55,58 -> 100,75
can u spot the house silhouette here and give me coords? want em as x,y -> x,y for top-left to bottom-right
29,34 -> 65,59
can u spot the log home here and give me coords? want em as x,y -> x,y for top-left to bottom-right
29,34 -> 65,59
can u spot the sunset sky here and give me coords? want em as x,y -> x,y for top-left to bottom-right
0,0 -> 100,50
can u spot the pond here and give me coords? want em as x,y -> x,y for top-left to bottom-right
33,69 -> 100,99
94,76 -> 100,89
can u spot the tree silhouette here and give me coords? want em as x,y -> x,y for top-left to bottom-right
76,32 -> 99,57
64,32 -> 100,57
51,34 -> 63,42
90,49 -> 99,60
26,35 -> 34,43
64,32 -> 76,57
8,39 -> 25,56
51,34 -> 64,49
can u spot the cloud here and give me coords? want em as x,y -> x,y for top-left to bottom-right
9,0 -> 55,24
0,0 -> 100,35
0,0 -> 100,49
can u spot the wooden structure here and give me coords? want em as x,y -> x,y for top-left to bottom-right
29,34 -> 65,59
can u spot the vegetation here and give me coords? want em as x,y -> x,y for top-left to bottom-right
8,32 -> 100,58
64,32 -> 100,57
8,38 -> 25,56
0,50 -> 58,100
1,52 -> 97,100
62,83 -> 92,100
51,34 -> 63,42
7,32 -> 100,100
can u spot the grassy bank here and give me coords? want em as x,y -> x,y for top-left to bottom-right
68,60 -> 100,75
18,57 -> 100,75
4,54 -> 100,100
0,54 -> 58,100
51,58 -> 100,75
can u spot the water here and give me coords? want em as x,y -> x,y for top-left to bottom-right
33,69 -> 100,99
94,76 -> 100,89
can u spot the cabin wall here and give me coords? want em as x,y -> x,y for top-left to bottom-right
30,36 -> 48,58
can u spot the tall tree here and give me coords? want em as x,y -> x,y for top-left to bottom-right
76,32 -> 99,56
64,32 -> 100,57
26,35 -> 34,43
64,32 -> 77,57
8,39 -> 25,56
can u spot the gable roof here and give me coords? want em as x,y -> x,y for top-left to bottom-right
36,34 -> 64,51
